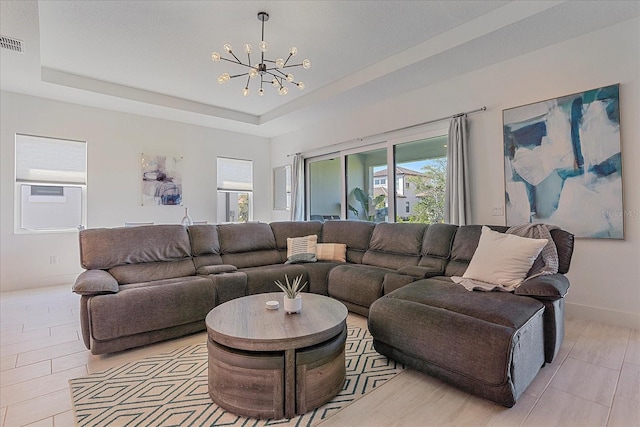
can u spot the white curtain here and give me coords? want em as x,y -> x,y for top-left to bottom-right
291,153 -> 305,221
445,115 -> 471,225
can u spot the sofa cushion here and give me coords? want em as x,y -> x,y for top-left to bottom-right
218,222 -> 277,253
458,226 -> 547,291
321,220 -> 375,263
387,278 -> 544,328
270,221 -> 323,250
361,223 -> 425,270
240,264 -> 309,295
368,223 -> 427,254
286,235 -> 318,264
445,225 -> 506,277
328,264 -> 392,309
218,222 -> 282,268
89,276 -> 216,341
418,223 -> 458,273
316,243 -> 346,262
108,259 -> 196,285
79,225 -> 192,270
187,224 -> 220,256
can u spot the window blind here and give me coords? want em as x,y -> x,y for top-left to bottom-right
217,157 -> 253,192
16,134 -> 86,185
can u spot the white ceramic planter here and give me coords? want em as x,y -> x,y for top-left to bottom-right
283,295 -> 302,314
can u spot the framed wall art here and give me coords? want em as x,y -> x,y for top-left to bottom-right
503,84 -> 623,239
141,153 -> 184,206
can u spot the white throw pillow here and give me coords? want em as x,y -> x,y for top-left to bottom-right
462,226 -> 548,290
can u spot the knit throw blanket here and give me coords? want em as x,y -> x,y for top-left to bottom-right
507,223 -> 560,280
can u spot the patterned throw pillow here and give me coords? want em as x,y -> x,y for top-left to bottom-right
286,235 -> 318,264
317,243 -> 347,262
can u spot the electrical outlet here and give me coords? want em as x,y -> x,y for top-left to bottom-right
49,255 -> 58,264
492,206 -> 504,216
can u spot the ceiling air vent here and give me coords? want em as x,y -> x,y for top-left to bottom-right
1,36 -> 25,53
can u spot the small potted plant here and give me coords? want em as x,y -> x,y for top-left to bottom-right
274,274 -> 307,314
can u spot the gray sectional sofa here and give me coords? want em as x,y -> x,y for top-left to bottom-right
73,220 -> 573,407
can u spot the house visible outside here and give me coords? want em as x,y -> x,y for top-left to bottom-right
374,158 -> 447,223
374,167 -> 426,221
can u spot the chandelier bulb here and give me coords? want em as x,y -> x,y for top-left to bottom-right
289,47 -> 298,56
286,74 -> 294,82
302,59 -> 311,69
249,68 -> 258,78
244,44 -> 252,54
223,44 -> 233,53
242,87 -> 249,97
275,58 -> 285,69
297,82 -> 305,90
259,41 -> 269,52
279,86 -> 289,95
211,52 -> 221,61
271,79 -> 279,87
218,73 -> 230,84
258,87 -> 265,96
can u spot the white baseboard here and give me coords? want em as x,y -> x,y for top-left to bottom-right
565,302 -> 640,330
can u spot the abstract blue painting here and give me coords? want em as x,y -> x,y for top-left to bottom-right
503,84 -> 623,239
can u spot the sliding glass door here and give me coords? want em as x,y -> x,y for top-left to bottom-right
307,156 -> 342,221
304,127 -> 448,223
345,146 -> 388,222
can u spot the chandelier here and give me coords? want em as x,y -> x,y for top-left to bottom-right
211,12 -> 311,96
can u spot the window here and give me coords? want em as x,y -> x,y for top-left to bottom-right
346,146 -> 387,222
307,156 -> 341,220
394,135 -> 447,223
15,134 -> 87,233
217,157 -> 253,222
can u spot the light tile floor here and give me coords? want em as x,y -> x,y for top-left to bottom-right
0,285 -> 638,427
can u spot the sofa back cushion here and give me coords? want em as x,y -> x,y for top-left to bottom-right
79,225 -> 192,270
109,259 -> 197,285
187,224 -> 223,269
217,222 -> 282,268
321,220 -> 375,264
446,225 -> 500,277
362,223 -> 426,270
444,224 -> 574,277
270,221 -> 323,261
418,223 -> 458,273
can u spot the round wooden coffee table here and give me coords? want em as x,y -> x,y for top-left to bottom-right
205,292 -> 348,419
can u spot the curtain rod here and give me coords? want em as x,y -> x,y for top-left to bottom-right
287,106 -> 486,158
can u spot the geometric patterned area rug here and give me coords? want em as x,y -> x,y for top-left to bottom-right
69,326 -> 404,427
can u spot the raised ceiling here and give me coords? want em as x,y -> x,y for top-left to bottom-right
1,1 -> 638,138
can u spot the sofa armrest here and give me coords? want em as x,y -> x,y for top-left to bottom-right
196,264 -> 238,275
515,274 -> 570,301
397,266 -> 442,279
73,270 -> 119,295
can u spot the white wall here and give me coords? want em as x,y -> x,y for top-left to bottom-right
0,92 -> 271,292
270,19 -> 640,328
